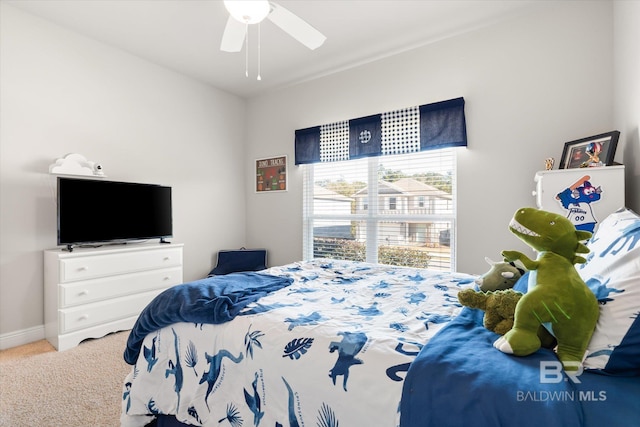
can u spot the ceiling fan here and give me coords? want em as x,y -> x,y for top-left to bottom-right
220,0 -> 327,53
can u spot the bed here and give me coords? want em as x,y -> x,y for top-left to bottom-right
121,208 -> 640,427
120,258 -> 477,427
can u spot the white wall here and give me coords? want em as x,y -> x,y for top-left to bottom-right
614,0 -> 640,208
0,4 -> 247,342
245,1 -> 619,273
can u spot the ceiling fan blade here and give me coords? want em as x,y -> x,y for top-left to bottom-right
220,15 -> 246,52
267,2 -> 326,50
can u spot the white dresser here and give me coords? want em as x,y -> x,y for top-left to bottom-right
533,165 -> 625,233
44,243 -> 183,351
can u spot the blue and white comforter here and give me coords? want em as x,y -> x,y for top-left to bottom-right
121,259 -> 475,427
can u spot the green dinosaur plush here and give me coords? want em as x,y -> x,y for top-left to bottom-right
458,287 -> 558,347
456,257 -> 525,335
458,288 -> 523,335
493,207 -> 599,372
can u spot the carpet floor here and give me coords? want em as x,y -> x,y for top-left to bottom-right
0,331 -> 132,427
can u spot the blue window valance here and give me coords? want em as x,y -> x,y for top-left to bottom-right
294,97 -> 466,165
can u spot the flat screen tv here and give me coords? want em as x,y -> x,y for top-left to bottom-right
57,177 -> 172,250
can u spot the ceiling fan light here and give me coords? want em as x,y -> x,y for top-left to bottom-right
224,0 -> 270,25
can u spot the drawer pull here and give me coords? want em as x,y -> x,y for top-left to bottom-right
163,276 -> 171,281
164,257 -> 171,261
78,266 -> 88,272
78,290 -> 89,297
78,314 -> 89,321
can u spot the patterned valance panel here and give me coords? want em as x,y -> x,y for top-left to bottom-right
294,97 -> 466,165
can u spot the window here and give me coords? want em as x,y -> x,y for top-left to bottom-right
296,97 -> 466,271
389,197 -> 397,210
303,148 -> 456,271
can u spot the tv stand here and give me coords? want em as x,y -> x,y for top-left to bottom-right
160,238 -> 171,244
44,243 -> 184,351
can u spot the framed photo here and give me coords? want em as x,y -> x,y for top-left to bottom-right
559,131 -> 620,169
256,155 -> 287,192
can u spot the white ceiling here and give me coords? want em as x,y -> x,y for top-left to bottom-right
6,0 -> 539,99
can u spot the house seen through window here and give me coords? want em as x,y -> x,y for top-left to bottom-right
302,148 -> 456,271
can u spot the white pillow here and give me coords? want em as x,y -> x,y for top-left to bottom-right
578,208 -> 640,375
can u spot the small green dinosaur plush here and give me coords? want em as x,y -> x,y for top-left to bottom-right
458,288 -> 523,335
493,207 -> 599,372
456,257 -> 524,335
458,286 -> 558,347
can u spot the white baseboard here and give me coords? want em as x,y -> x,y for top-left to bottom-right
0,325 -> 46,350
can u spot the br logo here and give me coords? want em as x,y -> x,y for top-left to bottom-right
540,361 -> 583,384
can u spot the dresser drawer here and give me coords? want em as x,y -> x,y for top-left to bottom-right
59,266 -> 182,308
59,289 -> 163,333
59,246 -> 182,282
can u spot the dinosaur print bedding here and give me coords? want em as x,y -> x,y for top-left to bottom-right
120,259 -> 476,427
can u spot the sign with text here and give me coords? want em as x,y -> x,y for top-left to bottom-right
256,155 -> 287,192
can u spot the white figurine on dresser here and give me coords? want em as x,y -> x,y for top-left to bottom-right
533,165 -> 625,233
44,243 -> 183,351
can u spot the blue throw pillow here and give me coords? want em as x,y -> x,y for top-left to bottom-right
512,271 -> 530,293
208,249 -> 267,276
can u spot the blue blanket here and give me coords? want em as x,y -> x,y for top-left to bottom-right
400,302 -> 640,427
124,272 -> 293,364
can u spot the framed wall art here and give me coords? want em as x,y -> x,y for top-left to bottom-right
559,131 -> 620,169
256,155 -> 287,192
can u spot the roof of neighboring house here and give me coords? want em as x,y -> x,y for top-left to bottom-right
314,185 -> 354,202
353,177 -> 451,199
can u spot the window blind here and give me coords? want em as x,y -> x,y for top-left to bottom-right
302,148 -> 457,271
